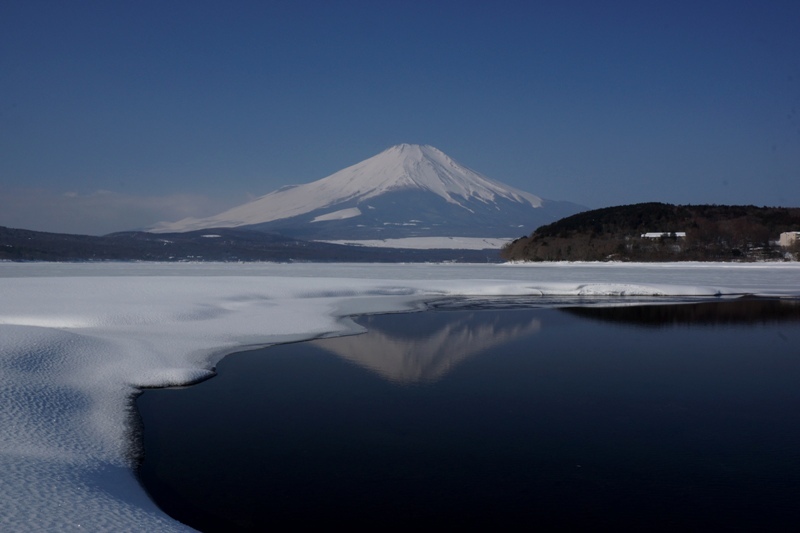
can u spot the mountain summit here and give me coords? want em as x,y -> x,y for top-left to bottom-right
150,144 -> 584,242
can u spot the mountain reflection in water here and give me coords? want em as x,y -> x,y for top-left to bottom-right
313,311 -> 541,384
136,299 -> 800,531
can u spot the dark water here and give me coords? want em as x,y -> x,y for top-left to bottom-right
136,299 -> 800,531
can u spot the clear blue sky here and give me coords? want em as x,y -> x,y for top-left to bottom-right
2,0 -> 799,234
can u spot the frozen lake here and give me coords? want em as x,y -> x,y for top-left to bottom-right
137,299 -> 800,530
1,261 -> 799,530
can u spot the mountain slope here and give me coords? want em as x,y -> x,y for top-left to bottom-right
150,144 -> 585,240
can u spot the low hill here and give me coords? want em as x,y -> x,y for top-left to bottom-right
0,226 -> 500,263
500,203 -> 800,262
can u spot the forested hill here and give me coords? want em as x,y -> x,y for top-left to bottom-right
500,203 -> 800,262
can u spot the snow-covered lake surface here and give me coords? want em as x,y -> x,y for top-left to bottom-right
1,261 -> 799,531
320,236 -> 512,249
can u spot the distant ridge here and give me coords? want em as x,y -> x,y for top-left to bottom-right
150,144 -> 585,242
0,225 -> 499,262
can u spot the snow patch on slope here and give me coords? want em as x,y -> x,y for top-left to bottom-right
311,207 -> 362,223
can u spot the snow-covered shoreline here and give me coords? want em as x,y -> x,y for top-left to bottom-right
1,262 -> 799,531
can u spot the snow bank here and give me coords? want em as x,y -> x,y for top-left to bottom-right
1,261 -> 798,530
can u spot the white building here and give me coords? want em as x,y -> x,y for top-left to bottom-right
779,231 -> 800,247
641,232 -> 686,239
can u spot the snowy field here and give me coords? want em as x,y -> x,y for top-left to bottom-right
1,261 -> 799,531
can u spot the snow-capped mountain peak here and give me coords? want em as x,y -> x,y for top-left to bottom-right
324,143 -> 543,208
149,144 -> 582,238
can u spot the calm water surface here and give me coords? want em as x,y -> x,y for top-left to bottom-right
136,299 -> 800,531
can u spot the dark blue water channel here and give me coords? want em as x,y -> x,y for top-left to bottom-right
136,299 -> 800,531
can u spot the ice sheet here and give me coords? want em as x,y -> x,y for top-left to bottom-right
1,261 -> 798,530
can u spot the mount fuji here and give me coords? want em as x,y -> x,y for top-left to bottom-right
150,144 -> 585,246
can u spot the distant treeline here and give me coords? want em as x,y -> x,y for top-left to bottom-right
501,203 -> 800,262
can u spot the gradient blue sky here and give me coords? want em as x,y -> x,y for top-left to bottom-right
2,0 -> 799,234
